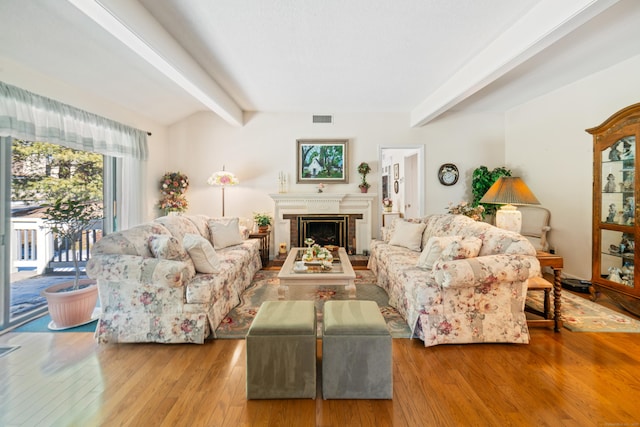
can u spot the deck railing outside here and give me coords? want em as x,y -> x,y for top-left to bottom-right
10,217 -> 102,275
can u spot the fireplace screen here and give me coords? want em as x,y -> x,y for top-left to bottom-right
298,215 -> 348,250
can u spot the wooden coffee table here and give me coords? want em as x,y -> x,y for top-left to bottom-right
277,247 -> 356,300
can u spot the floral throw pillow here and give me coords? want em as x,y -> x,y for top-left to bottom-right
148,234 -> 196,278
416,235 -> 482,270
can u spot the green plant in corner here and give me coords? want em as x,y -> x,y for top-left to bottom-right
471,165 -> 512,216
357,162 -> 371,191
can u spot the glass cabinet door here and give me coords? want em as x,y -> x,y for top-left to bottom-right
599,135 -> 635,287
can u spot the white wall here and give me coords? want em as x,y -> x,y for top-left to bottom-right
506,53 -> 640,280
0,56 -> 169,222
168,110 -> 505,234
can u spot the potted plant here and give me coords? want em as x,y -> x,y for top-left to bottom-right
358,162 -> 371,193
41,197 -> 102,329
253,212 -> 273,233
471,165 -> 512,219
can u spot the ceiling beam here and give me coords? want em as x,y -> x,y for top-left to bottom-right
410,0 -> 620,127
67,0 -> 244,127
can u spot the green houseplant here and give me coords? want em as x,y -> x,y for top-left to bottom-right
471,165 -> 512,217
41,197 -> 102,328
253,212 -> 273,232
357,162 -> 371,193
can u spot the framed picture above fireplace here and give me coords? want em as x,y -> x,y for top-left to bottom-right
296,139 -> 348,183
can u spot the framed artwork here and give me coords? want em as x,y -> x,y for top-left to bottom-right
394,180 -> 399,194
393,163 -> 400,180
296,139 -> 348,183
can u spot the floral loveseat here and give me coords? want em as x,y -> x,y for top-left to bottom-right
86,214 -> 262,344
369,214 -> 540,347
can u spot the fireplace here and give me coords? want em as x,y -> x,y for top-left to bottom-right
284,213 -> 362,254
270,193 -> 376,257
298,215 -> 348,248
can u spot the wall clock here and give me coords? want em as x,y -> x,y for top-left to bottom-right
438,163 -> 459,186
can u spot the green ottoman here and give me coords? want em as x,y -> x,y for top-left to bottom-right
246,300 -> 317,399
322,300 -> 392,399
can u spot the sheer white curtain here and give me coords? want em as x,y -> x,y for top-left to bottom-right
0,80 -> 148,229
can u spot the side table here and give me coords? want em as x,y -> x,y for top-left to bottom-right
535,251 -> 564,332
249,232 -> 270,267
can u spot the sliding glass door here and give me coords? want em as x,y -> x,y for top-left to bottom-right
1,139 -> 112,331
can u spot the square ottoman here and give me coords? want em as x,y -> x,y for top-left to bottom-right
246,300 -> 317,399
322,300 -> 393,399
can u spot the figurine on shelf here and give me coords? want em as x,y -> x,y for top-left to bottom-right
608,141 -> 621,160
603,173 -> 617,192
621,140 -> 634,159
606,203 -> 617,223
623,197 -> 635,225
622,171 -> 634,191
607,267 -> 623,283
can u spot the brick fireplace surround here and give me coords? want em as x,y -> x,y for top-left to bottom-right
270,193 -> 376,258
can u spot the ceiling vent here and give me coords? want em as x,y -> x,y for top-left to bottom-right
312,115 -> 333,124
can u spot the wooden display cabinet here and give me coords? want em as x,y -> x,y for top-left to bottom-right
586,103 -> 639,316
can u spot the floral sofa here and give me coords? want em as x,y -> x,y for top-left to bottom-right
86,214 -> 262,344
369,214 -> 540,347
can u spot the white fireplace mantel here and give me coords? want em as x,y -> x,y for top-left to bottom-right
269,193 -> 377,255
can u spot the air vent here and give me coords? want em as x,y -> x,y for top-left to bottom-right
312,115 -> 333,124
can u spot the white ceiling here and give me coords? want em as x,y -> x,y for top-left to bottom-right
1,0 -> 639,126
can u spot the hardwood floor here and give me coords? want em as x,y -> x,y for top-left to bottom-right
1,327 -> 639,426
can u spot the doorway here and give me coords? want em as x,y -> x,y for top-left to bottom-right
378,145 -> 424,220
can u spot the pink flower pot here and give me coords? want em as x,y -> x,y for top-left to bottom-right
41,279 -> 98,328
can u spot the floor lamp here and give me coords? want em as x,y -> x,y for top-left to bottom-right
479,176 -> 540,233
207,166 -> 239,217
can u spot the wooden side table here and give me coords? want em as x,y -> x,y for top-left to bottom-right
535,251 -> 564,332
249,232 -> 270,267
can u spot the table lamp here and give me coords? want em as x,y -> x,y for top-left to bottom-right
207,165 -> 239,217
479,176 -> 540,233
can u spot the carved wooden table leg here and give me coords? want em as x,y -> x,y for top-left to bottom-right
552,268 -> 563,332
536,251 -> 564,332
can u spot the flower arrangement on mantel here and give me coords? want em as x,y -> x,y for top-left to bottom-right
158,172 -> 189,214
358,162 -> 371,192
446,201 -> 485,221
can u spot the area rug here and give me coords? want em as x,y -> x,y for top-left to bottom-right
526,290 -> 640,332
215,269 -> 412,339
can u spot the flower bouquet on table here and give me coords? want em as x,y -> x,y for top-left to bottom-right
446,201 -> 485,221
301,244 -> 334,270
382,198 -> 393,212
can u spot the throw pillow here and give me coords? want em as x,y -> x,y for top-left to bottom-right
416,236 -> 483,270
148,234 -> 196,278
183,233 -> 220,274
388,220 -> 427,252
208,217 -> 244,249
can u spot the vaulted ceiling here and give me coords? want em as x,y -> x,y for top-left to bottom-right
1,0 -> 639,127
